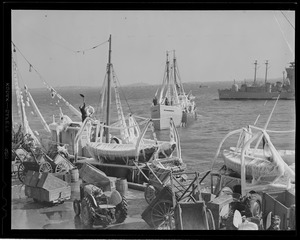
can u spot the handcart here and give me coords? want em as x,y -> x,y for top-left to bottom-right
143,157 -> 187,204
16,148 -> 74,183
141,169 -> 212,229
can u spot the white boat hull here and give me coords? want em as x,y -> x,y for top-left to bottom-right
222,149 -> 295,183
151,104 -> 182,130
86,139 -> 175,164
229,147 -> 295,166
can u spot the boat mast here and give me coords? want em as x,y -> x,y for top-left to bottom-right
173,51 -> 177,92
253,60 -> 258,84
166,52 -> 171,102
264,60 -> 269,85
106,35 -> 112,143
282,71 -> 285,84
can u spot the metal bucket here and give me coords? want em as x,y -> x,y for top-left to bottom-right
70,168 -> 79,182
116,178 -> 128,196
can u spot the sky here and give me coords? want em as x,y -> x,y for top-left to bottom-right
11,10 -> 295,88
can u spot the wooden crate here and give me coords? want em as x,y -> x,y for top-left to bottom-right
39,186 -> 71,203
79,163 -> 110,186
37,172 -> 68,190
52,172 -> 72,183
24,185 -> 40,200
24,185 -> 32,197
24,170 -> 35,186
263,190 -> 295,230
206,194 -> 233,229
29,171 -> 43,187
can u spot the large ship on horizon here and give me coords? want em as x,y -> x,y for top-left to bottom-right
218,61 -> 295,100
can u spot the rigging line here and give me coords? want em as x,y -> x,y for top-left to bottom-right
75,39 -> 109,54
12,42 -> 80,118
12,41 -> 54,88
111,66 -> 133,115
280,11 -> 295,30
273,13 -> 294,59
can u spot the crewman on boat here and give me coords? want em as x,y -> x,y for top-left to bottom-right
153,96 -> 157,106
181,109 -> 187,127
165,97 -> 169,106
79,102 -> 87,122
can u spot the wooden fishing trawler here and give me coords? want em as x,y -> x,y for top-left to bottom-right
151,51 -> 197,130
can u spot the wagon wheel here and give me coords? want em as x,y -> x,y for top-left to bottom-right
17,163 -> 26,183
55,161 -> 69,173
39,161 -> 53,173
144,184 -> 157,204
206,208 -> 216,230
151,200 -> 175,230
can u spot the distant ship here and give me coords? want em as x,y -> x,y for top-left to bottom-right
218,61 -> 295,100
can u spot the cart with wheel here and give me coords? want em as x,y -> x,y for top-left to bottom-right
17,151 -> 72,183
141,157 -> 187,204
141,170 -> 212,230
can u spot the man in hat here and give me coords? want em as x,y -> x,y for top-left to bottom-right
79,101 -> 87,122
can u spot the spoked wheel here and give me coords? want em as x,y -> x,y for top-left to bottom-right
144,184 -> 157,204
17,163 -> 26,183
206,208 -> 216,230
39,161 -> 53,173
55,161 -> 69,173
73,199 -> 81,216
150,200 -> 175,230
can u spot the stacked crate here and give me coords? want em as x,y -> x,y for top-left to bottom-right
24,170 -> 71,203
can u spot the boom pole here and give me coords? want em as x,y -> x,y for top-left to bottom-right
106,35 -> 112,143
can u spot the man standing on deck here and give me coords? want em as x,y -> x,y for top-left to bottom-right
79,94 -> 87,122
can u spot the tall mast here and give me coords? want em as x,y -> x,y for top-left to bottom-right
264,60 -> 269,85
253,60 -> 258,84
166,52 -> 170,102
282,71 -> 285,84
173,50 -> 177,92
106,35 -> 112,143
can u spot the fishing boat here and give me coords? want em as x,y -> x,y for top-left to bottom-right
12,36 -> 176,183
78,35 -> 175,164
218,61 -> 295,100
151,51 -> 197,130
212,96 -> 295,184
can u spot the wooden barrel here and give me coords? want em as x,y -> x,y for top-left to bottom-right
116,178 -> 128,196
70,168 -> 79,182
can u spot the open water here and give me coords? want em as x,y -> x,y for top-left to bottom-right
12,82 -> 296,174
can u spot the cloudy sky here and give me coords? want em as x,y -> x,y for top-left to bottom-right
12,10 -> 295,88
